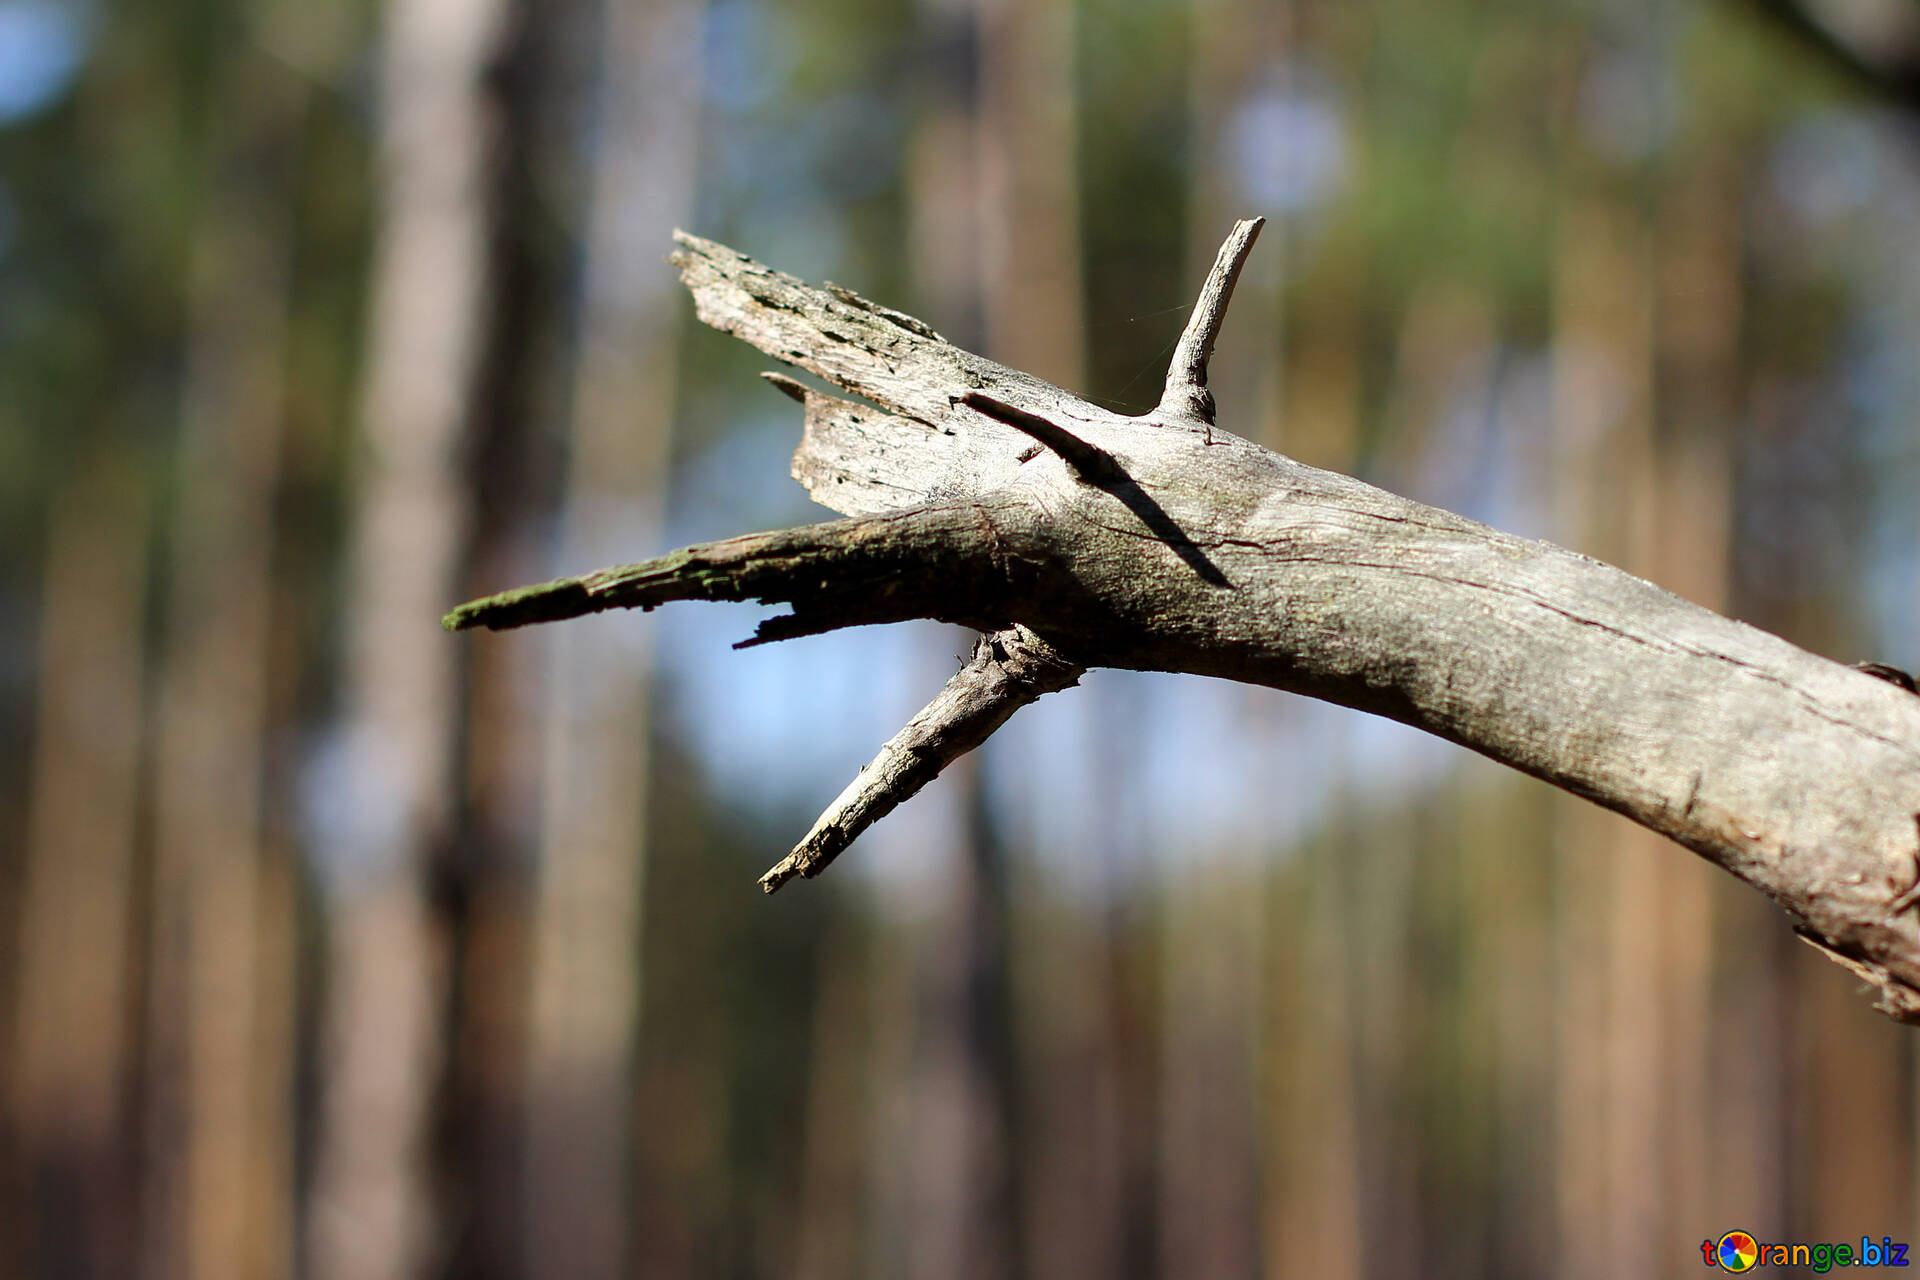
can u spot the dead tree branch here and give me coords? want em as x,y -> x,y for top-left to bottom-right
758,625 -> 1083,893
449,223 -> 1920,1023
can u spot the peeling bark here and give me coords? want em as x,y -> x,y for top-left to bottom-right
450,222 -> 1920,1024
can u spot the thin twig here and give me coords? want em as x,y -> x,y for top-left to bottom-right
960,392 -> 1119,482
758,625 -> 1083,892
1157,217 -> 1266,441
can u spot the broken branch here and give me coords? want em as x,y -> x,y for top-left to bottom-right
447,221 -> 1920,1026
758,625 -> 1083,893
443,504 -> 1006,639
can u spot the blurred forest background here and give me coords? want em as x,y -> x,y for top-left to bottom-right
5,0 -> 1920,1276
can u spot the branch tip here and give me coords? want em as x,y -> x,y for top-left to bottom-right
444,512 -> 963,637
762,371 -> 810,403
759,856 -> 806,894
443,576 -> 599,632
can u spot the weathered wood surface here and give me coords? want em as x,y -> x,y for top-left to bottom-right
449,221 -> 1920,1022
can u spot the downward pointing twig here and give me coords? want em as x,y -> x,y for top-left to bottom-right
758,625 -> 1083,892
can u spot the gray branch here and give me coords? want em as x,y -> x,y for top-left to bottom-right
758,625 -> 1083,892
1158,215 -> 1264,436
443,504 -> 1011,641
450,222 -> 1920,1024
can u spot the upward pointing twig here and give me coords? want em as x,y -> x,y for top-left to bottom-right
1156,217 -> 1266,441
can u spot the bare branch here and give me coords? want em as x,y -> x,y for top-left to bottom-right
446,227 -> 1920,1024
758,625 -> 1083,892
443,505 -> 1004,636
1157,217 -> 1266,434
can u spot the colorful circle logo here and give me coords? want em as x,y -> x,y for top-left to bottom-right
1717,1231 -> 1760,1272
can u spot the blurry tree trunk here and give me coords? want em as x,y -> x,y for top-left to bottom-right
142,49 -> 302,1280
1655,135 -> 1741,1245
1322,281 -> 1496,1279
1729,185 -> 1914,1242
1262,80 -> 1371,1267
1454,767 -> 1557,1277
1545,149 -> 1742,1268
1264,194 -> 1367,1280
522,0 -> 701,1274
977,0 -> 1085,389
1549,177 -> 1721,1277
11,458 -> 150,1280
791,930 -> 875,1280
1547,186 -> 1650,1280
1087,739 -> 1160,1280
1661,134 -> 1791,1240
438,3 -> 564,1274
1017,908 -> 1135,1280
899,777 -> 1016,1280
1158,5 -> 1286,1277
1156,875 -> 1263,1280
306,0 -> 512,1274
1343,787 -> 1427,1279
1264,818 -> 1365,1280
